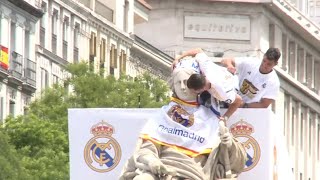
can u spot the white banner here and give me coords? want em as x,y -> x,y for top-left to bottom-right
68,108 -> 158,180
223,109 -> 273,179
69,108 -> 293,179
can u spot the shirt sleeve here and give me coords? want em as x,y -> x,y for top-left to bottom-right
195,52 -> 212,75
195,52 -> 237,103
210,69 -> 237,104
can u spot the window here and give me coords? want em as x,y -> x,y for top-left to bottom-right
300,107 -> 304,151
119,50 -> 126,75
53,75 -> 59,84
123,0 -> 129,32
9,100 -> 15,116
74,23 -> 80,48
297,47 -> 305,83
40,2 -> 47,28
10,21 -> 16,51
52,9 -> 58,35
100,38 -> 106,74
110,44 -> 117,68
292,103 -> 296,146
25,59 -> 36,86
288,41 -> 296,77
40,2 -> 46,47
63,17 -> 69,41
309,113 -> 313,156
284,94 -> 289,136
73,23 -> 80,63
41,68 -> 49,89
62,17 -> 69,60
25,30 -> 30,58
314,61 -> 320,93
89,32 -> 96,56
281,34 -> 288,71
316,0 -> 320,17
306,54 -> 313,88
109,44 -> 117,75
52,9 -> 58,54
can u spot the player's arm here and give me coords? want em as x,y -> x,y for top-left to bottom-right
242,98 -> 274,108
222,94 -> 243,120
171,48 -> 203,70
221,57 -> 236,74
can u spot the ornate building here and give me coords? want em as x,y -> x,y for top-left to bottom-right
134,0 -> 320,179
0,0 -> 42,119
0,0 -> 171,120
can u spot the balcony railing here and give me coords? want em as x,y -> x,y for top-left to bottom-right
24,58 -> 36,87
63,40 -> 68,60
273,0 -> 320,39
52,34 -> 57,54
10,51 -> 23,79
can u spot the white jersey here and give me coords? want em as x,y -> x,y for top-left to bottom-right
234,57 -> 280,103
195,53 -> 236,104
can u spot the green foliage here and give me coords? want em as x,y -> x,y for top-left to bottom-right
2,62 -> 170,179
0,127 -> 27,180
66,63 -> 170,108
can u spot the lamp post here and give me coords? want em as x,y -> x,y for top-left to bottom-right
138,95 -> 141,108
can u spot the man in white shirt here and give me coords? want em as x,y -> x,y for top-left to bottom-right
220,48 -> 281,108
172,48 -> 243,123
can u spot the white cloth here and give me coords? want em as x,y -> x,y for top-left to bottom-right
141,102 -> 220,157
234,57 -> 280,103
195,53 -> 237,104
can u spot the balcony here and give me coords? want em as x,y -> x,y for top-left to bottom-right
268,0 -> 320,48
10,51 -> 23,79
24,58 -> 36,87
8,0 -> 44,18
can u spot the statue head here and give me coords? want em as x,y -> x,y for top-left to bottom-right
169,58 -> 199,102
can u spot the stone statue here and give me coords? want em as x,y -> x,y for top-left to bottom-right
120,58 -> 246,180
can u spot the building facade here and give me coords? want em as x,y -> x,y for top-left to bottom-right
0,0 -> 42,119
0,0 -> 171,121
134,0 -> 320,179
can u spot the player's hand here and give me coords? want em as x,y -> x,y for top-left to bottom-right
227,66 -> 236,74
218,121 -> 232,148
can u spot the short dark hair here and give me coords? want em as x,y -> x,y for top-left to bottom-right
265,48 -> 281,62
187,74 -> 206,90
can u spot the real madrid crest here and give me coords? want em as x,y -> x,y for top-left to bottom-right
84,121 -> 122,173
230,120 -> 261,172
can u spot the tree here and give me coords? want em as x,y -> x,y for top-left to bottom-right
3,62 -> 170,179
66,62 -> 170,108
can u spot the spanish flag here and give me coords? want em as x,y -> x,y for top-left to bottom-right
0,46 -> 9,70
